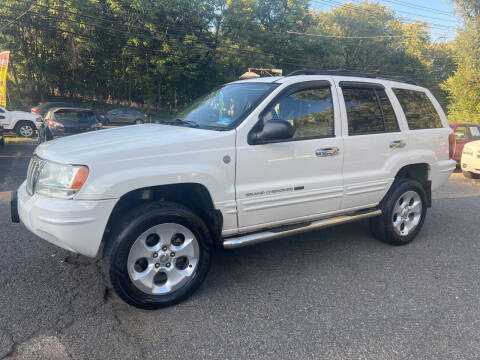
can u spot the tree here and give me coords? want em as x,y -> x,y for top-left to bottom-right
442,0 -> 480,123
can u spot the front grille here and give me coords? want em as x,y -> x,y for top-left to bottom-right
26,155 -> 45,195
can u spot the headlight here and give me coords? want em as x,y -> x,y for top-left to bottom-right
35,160 -> 89,199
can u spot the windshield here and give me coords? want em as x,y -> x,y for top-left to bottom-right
171,82 -> 278,129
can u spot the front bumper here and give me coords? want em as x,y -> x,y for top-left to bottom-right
15,181 -> 117,257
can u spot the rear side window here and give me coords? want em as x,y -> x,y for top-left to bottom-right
393,89 -> 442,130
342,87 -> 399,135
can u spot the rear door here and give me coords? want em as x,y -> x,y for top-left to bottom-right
336,81 -> 407,210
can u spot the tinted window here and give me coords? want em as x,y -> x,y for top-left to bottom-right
393,89 -> 442,129
262,86 -> 334,139
0,108 -> 4,113
342,88 -> 399,135
469,125 -> 480,140
55,110 -> 95,121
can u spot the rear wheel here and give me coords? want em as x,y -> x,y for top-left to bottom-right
104,202 -> 212,309
370,179 -> 427,245
14,121 -> 35,138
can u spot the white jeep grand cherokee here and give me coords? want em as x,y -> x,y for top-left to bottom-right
11,70 -> 456,309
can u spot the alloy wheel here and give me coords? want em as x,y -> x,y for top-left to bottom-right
392,190 -> 423,237
19,125 -> 34,137
127,223 -> 200,295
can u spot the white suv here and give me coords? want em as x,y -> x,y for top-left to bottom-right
11,71 -> 456,309
0,106 -> 41,137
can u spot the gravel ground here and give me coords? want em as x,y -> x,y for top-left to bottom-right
1,144 -> 480,359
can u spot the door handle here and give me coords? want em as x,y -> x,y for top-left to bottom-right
315,147 -> 340,157
389,140 -> 406,149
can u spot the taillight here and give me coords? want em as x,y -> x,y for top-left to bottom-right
47,120 -> 56,127
31,108 -> 39,114
448,134 -> 456,159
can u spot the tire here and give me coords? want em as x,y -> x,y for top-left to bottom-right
14,121 -> 35,138
463,170 -> 480,179
104,201 -> 212,309
135,119 -> 143,124
369,179 -> 427,246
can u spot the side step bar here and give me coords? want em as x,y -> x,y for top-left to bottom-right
223,209 -> 382,249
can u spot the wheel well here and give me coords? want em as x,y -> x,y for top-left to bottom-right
14,120 -> 35,130
103,183 -> 223,252
394,163 -> 432,207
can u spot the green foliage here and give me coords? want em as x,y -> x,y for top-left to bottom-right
442,0 -> 480,123
0,0 -> 456,111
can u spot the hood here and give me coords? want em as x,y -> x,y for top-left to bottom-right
35,123 -> 233,164
464,140 -> 480,150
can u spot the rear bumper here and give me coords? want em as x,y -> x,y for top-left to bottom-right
431,159 -> 456,191
16,181 -> 117,257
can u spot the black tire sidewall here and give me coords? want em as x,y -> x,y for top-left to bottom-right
15,121 -> 35,138
381,179 -> 427,245
109,206 -> 212,309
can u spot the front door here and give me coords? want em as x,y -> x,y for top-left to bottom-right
235,81 -> 344,232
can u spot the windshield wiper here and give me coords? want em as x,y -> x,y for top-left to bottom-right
162,118 -> 199,128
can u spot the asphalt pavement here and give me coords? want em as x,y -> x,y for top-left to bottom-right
1,144 -> 480,359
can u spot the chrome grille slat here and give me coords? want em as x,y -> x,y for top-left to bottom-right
26,155 -> 44,195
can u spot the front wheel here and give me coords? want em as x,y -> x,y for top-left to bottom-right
370,179 -> 427,246
104,202 -> 212,309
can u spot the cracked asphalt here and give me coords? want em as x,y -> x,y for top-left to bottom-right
1,144 -> 480,359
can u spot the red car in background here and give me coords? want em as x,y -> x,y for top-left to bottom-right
449,123 -> 480,163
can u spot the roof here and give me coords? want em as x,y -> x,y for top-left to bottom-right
234,69 -> 423,89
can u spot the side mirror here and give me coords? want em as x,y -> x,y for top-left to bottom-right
249,120 -> 293,144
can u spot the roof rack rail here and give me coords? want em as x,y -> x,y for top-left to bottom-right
286,68 -> 418,85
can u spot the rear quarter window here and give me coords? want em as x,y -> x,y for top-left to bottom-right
393,89 -> 443,130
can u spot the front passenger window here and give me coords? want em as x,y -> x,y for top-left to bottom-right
262,86 -> 334,139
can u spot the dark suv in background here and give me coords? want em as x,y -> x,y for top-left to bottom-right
38,108 -> 102,142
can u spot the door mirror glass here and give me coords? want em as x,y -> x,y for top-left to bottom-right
249,120 -> 293,144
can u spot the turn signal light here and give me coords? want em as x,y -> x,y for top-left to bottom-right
47,120 -> 56,127
71,167 -> 89,190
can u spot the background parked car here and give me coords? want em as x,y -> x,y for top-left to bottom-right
99,108 -> 147,124
449,123 -> 480,163
31,102 -> 75,118
38,108 -> 102,142
461,140 -> 480,179
0,106 -> 42,138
